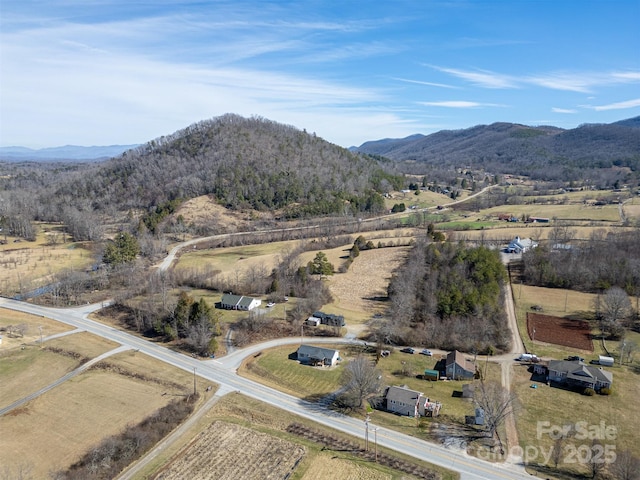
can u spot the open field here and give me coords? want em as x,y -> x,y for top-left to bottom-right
325,247 -> 410,322
0,333 -> 196,479
153,421 -> 306,480
621,196 -> 640,222
0,345 -> 79,407
476,202 -> 621,222
0,224 -> 96,297
513,362 -> 640,478
140,392 -> 458,480
510,283 -> 606,359
0,307 -> 74,348
1,328 -> 120,407
526,313 -> 593,351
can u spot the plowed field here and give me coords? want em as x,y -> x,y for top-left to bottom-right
526,313 -> 593,351
153,421 -> 305,480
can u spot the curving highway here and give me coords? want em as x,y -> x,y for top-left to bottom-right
0,297 -> 535,480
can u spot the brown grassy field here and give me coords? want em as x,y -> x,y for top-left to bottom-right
153,421 -> 306,480
513,363 -> 640,477
0,307 -> 74,348
325,247 -> 410,323
139,392 -> 458,480
622,196 -> 640,222
0,347 -> 195,479
0,224 -> 95,297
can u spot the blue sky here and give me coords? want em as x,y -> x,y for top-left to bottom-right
1,0 -> 639,148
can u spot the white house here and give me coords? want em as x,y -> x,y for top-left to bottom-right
296,345 -> 340,366
219,293 -> 261,311
385,385 -> 441,417
506,236 -> 538,254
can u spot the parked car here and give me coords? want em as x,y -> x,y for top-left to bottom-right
566,356 -> 584,362
266,302 -> 276,307
400,347 -> 415,354
420,349 -> 433,356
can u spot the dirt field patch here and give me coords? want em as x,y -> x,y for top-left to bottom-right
527,313 -> 593,351
154,421 -> 305,480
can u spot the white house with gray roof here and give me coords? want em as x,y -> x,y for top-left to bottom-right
296,345 -> 340,366
220,293 -> 261,311
506,236 -> 538,254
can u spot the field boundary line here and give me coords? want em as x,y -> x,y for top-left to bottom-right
0,345 -> 130,416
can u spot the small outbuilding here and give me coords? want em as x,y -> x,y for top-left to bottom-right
598,356 -> 614,367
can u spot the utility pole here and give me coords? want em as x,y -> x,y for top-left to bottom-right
364,414 -> 370,451
38,325 -> 43,345
193,367 -> 197,395
374,427 -> 378,462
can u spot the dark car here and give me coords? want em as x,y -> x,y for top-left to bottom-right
566,356 -> 584,362
400,347 -> 415,354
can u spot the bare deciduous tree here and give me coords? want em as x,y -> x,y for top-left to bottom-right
598,287 -> 632,338
474,380 -> 516,441
609,449 -> 640,480
339,355 -> 382,408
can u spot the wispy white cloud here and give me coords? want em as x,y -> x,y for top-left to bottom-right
431,65 -> 640,93
393,77 -> 458,89
552,108 -> 578,114
591,98 -> 640,111
418,101 -> 506,108
429,65 -> 517,89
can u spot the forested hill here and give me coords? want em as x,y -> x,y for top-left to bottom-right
355,117 -> 640,186
53,114 -> 403,217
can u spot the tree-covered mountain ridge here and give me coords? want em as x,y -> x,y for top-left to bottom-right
355,116 -> 640,185
56,114 -> 403,217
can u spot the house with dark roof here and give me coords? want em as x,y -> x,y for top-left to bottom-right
547,359 -> 613,392
219,293 -> 261,311
296,345 -> 340,366
445,350 -> 476,380
384,385 -> 441,417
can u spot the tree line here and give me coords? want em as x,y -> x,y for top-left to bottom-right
381,240 -> 510,353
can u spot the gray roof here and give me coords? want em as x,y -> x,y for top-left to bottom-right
297,344 -> 339,360
221,293 -> 243,306
386,385 -> 422,404
549,360 -> 613,385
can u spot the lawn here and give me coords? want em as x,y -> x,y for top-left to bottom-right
240,344 -> 346,399
513,362 -> 640,478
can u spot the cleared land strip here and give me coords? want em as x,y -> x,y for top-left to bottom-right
0,345 -> 131,416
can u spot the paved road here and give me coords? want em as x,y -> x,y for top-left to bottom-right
0,298 -> 536,480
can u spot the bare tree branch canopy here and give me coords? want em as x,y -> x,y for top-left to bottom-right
474,380 -> 516,440
339,355 -> 382,408
609,449 -> 640,480
597,287 -> 632,338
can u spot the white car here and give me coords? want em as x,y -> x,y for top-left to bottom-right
266,302 -> 276,308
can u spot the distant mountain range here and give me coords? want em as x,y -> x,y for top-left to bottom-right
0,144 -> 138,161
353,116 -> 640,184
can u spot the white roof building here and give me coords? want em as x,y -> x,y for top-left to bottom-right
506,236 -> 538,253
